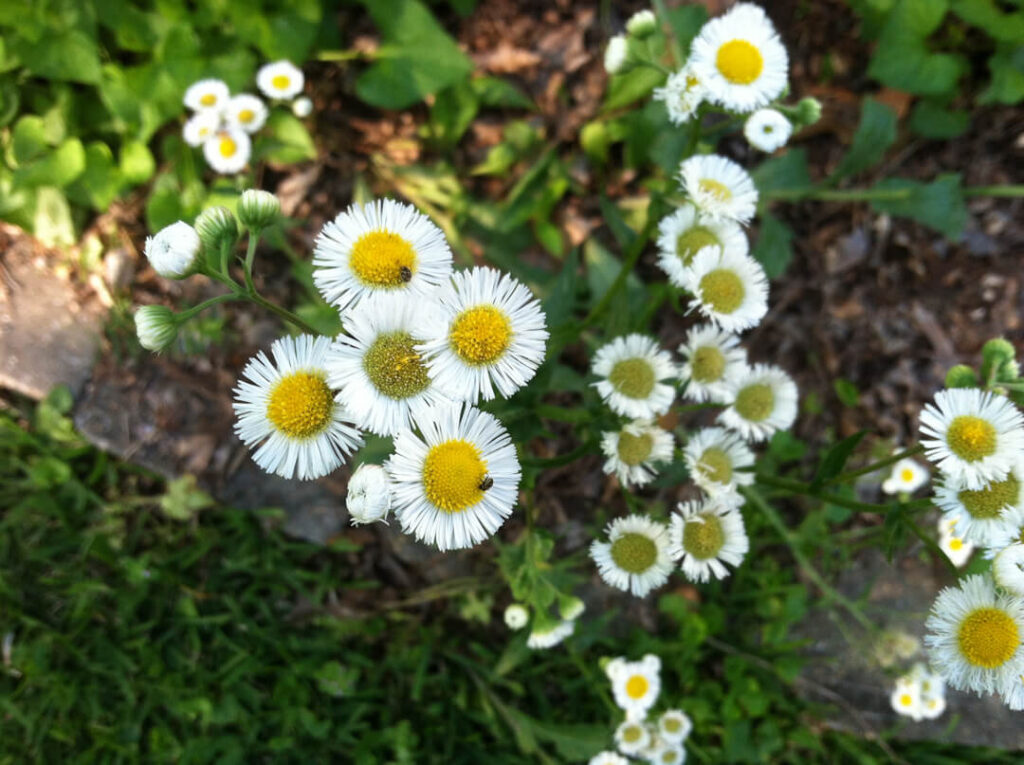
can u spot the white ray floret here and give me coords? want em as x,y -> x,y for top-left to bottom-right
385,404 -> 520,551
719,363 -> 798,442
183,78 -> 229,112
669,499 -> 749,583
183,110 -> 222,147
312,198 -> 454,312
682,248 -> 769,332
993,544 -> 1024,597
744,108 -> 793,152
202,128 -> 251,174
653,64 -> 706,125
257,60 -> 304,99
656,204 -> 749,289
678,154 -> 759,223
589,752 -> 629,765
934,457 -> 1024,547
225,93 -> 268,133
592,334 -> 678,419
590,515 -> 674,598
419,267 -> 548,403
677,323 -> 748,403
601,419 -> 675,489
607,654 -> 661,717
683,426 -> 755,496
233,335 -> 363,481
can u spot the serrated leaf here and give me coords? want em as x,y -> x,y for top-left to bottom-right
832,98 -> 897,179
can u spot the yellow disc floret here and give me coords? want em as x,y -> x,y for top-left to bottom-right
625,674 -> 649,700
957,607 -> 1020,668
676,226 -> 721,266
617,432 -> 654,466
698,447 -> 733,484
200,93 -> 217,106
699,269 -> 745,314
958,475 -> 1019,520
901,468 -> 914,482
219,136 -> 238,158
422,439 -> 488,512
610,532 -> 657,573
272,74 -> 291,90
698,178 -> 733,202
450,305 -> 512,365
349,230 -> 417,287
682,514 -> 725,560
266,371 -> 334,439
621,724 -> 643,743
238,109 -> 255,124
946,415 -> 998,462
609,358 -> 656,399
690,345 -> 725,383
715,39 -> 764,84
363,331 -> 430,399
735,383 -> 774,422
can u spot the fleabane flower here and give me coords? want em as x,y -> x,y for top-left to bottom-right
589,752 -> 629,765
669,499 -> 749,582
938,526 -> 975,568
924,574 -> 1024,697
145,221 -> 201,279
183,110 -> 222,147
326,291 -> 450,436
292,96 -> 313,118
653,64 -> 706,125
678,154 -> 759,223
233,335 -> 364,480
504,603 -> 529,630
682,248 -> 769,332
933,457 -> 1024,546
689,2 -> 789,112
890,677 -> 924,721
346,463 -> 392,525
591,334 -> 677,419
881,457 -> 930,495
918,388 -> 1024,490
419,267 -> 548,403
184,78 -> 230,112
683,426 -> 755,497
719,363 -> 798,442
744,108 -> 793,152
651,745 -> 686,765
601,419 -> 675,489
607,654 -> 661,717
225,93 -> 268,133
527,615 -> 575,649
656,204 -> 748,288
385,404 -> 520,551
993,544 -> 1024,597
202,128 -> 251,174
312,198 -> 454,312
658,709 -> 693,745
678,324 -> 748,403
257,60 -> 304,100
614,719 -> 650,756
590,515 -> 674,597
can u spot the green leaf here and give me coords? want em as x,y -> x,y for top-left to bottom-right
119,140 -> 156,184
867,0 -> 966,95
259,111 -> 317,164
541,249 -> 580,329
752,213 -> 794,279
355,0 -> 474,110
160,475 -> 214,521
869,173 -> 967,239
833,378 -> 860,407
15,139 -> 86,188
67,141 -> 123,211
832,98 -> 897,179
666,5 -> 710,52
981,44 -> 1024,105
471,76 -> 533,109
909,99 -> 970,138
812,430 -> 868,487
603,67 -> 664,111
11,29 -> 102,84
428,80 -> 479,147
11,115 -> 49,164
950,0 -> 1024,43
752,148 -> 811,196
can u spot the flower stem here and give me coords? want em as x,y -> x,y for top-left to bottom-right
822,444 -> 926,487
580,215 -> 658,329
176,292 -> 242,322
245,290 -> 320,335
753,472 -> 931,514
768,184 -> 1024,203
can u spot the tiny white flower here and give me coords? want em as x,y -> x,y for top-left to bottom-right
682,248 -> 769,332
607,654 -> 661,717
591,334 -> 678,419
683,426 -> 755,496
346,464 -> 392,525
600,419 -> 675,489
938,528 -> 974,568
651,744 -> 686,765
257,60 -> 305,100
744,108 -> 793,152
202,128 -> 251,174
614,718 -> 651,756
605,35 -> 629,74
144,221 -> 201,279
558,594 -> 586,621
292,96 -> 314,118
503,603 -> 529,630
658,709 -> 693,744
626,10 -> 658,38
677,323 -> 748,403
183,110 -> 222,147
669,498 -> 749,582
890,678 -> 924,721
656,204 -> 749,289
719,363 -> 798,442
993,544 -> 1024,597
653,64 -> 706,125
590,515 -> 674,598
881,457 -> 930,495
225,93 -> 268,134
678,154 -> 759,223
183,78 -> 230,112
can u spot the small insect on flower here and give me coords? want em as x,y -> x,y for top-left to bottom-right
399,266 -> 413,282
678,153 -> 759,224
591,334 -> 678,419
590,515 -> 674,597
183,78 -> 230,112
682,248 -> 769,333
600,419 -> 675,489
202,128 -> 251,175
677,323 -> 748,403
607,654 -> 661,717
669,499 -> 750,583
934,457 -> 1024,546
881,457 -> 930,495
257,60 -> 305,100
656,203 -> 749,289
719,363 -> 798,442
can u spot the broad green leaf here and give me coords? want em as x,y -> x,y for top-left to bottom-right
909,99 -> 970,138
259,111 -> 317,164
869,174 -> 967,239
753,148 -> 811,196
981,44 -> 1024,105
11,29 -> 102,84
832,98 -> 897,179
603,66 -> 664,111
667,5 -> 710,52
0,78 -> 19,127
67,141 -> 123,211
11,115 -> 49,164
867,0 -> 966,95
752,213 -> 794,279
950,0 -> 1024,43
428,80 -> 479,147
471,76 -> 533,109
15,138 -> 86,188
120,140 -> 156,184
833,378 -> 861,407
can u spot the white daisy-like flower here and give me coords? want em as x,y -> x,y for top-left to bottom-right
682,248 -> 769,332
183,110 -> 222,147
589,752 -> 629,765
225,93 -> 268,134
614,719 -> 650,756
590,515 -> 674,597
257,60 -> 304,100
418,267 -> 548,403
346,463 -> 392,525
312,198 -> 454,313
144,221 -> 201,279
938,527 -> 975,568
677,324 -> 748,403
605,34 -> 629,74
933,457 -> 1024,546
658,710 -> 693,745
683,427 -> 755,496
983,506 -> 1024,558
600,419 -> 675,489
326,291 -> 450,436
744,108 -> 793,152
591,334 -> 677,419
608,654 -> 661,718
678,154 -> 759,223
924,574 -> 1024,697
183,78 -> 230,112
881,457 -> 930,495
202,128 -> 251,174
385,404 -> 520,551
653,64 -> 706,125
993,544 -> 1024,597
504,603 -> 529,630
527,618 -> 575,650
233,335 -> 364,481
719,363 -> 798,442
890,679 -> 924,721
651,745 -> 686,765
669,499 -> 750,583
688,2 -> 788,112
655,204 -> 749,289
919,388 -> 1024,490
921,692 -> 947,720
292,96 -> 314,118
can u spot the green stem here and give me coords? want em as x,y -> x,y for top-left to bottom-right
754,473 -> 929,515
246,291 -> 319,335
177,292 -> 242,322
683,107 -> 703,157
823,444 -> 926,487
963,185 -> 1024,197
741,487 -> 875,631
769,184 -> 1024,203
580,216 -> 657,329
520,439 -> 597,469
905,516 -> 958,578
243,232 -> 259,294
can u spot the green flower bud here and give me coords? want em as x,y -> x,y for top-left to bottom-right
626,9 -> 657,39
194,206 -> 239,252
945,364 -> 978,389
557,594 -> 585,621
795,97 -> 822,128
237,189 -> 281,232
135,305 -> 178,352
982,338 -> 1017,382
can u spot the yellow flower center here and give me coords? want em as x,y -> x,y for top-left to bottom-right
950,538 -> 964,551
734,382 -> 774,422
617,431 -> 654,466
272,74 -> 291,90
218,135 -> 238,158
363,331 -> 430,399
610,532 -> 657,573
238,108 -> 255,123
698,447 -> 733,484
625,674 -> 649,700
265,371 -> 334,439
422,439 -> 488,513
957,475 -> 1019,520
715,39 -> 764,84
899,693 -> 913,707
699,269 -> 745,314
349,230 -> 417,287
661,752 -> 677,765
622,724 -> 643,743
900,468 -> 915,482
698,178 -> 733,202
676,225 -> 721,266
200,93 -> 217,106
682,513 -> 725,559
946,415 -> 997,462
449,305 -> 512,365
957,607 -> 1020,668
663,717 -> 681,733
199,126 -> 211,138
608,358 -> 656,399
690,345 -> 726,383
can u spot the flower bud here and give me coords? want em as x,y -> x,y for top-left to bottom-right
194,206 -> 239,252
604,35 -> 630,75
982,338 -> 1018,382
292,96 -> 313,118
346,464 -> 392,525
504,603 -> 529,630
944,364 -> 977,389
795,97 -> 823,128
626,9 -> 657,39
557,594 -> 585,621
134,305 -> 178,352
144,221 -> 201,279
237,189 -> 281,232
